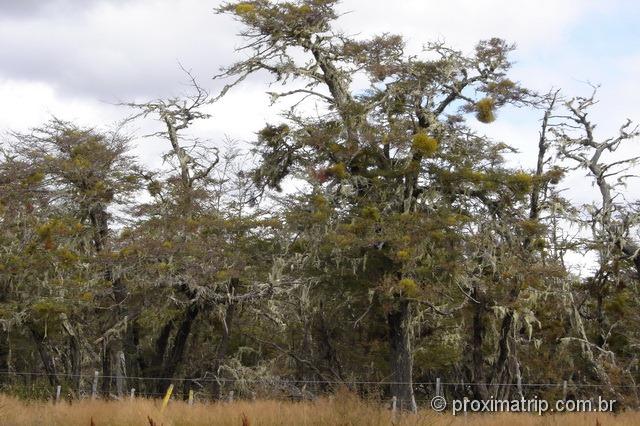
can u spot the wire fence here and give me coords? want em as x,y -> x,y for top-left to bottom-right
1,370 -> 637,407
2,370 -> 639,387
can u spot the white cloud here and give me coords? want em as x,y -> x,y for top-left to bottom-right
0,0 -> 637,191
0,78 -> 122,131
0,0 -> 236,99
335,0 -> 602,52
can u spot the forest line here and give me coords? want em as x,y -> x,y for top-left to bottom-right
0,0 -> 639,413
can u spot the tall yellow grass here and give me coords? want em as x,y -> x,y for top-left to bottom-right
0,392 -> 637,425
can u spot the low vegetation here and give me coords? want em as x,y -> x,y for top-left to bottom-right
0,393 -> 637,426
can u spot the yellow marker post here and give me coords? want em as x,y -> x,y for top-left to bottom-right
160,384 -> 174,413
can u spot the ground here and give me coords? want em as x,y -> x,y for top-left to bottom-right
0,393 -> 637,425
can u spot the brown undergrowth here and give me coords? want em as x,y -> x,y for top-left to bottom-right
0,392 -> 637,425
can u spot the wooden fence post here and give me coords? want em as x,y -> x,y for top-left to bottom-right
161,384 -> 174,413
188,389 -> 194,406
130,388 -> 135,400
55,385 -> 61,404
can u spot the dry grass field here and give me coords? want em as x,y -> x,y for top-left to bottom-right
0,393 -> 638,426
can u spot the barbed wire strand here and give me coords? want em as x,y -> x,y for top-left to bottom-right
0,371 -> 638,388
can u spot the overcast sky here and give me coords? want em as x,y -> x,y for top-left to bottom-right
1,0 -> 638,153
0,0 -> 639,272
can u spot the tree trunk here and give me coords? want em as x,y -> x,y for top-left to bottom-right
387,299 -> 416,412
101,341 -> 112,396
60,313 -> 81,395
317,307 -> 344,385
622,243 -> 640,278
67,334 -> 81,396
114,349 -> 126,397
0,328 -> 9,384
211,279 -> 239,400
156,303 -> 199,393
100,333 -> 126,398
471,285 -> 489,400
90,206 -> 130,398
29,326 -> 59,387
0,288 -> 9,385
137,318 -> 174,395
493,311 -> 516,399
125,319 -> 142,393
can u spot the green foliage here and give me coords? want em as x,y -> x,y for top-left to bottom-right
605,292 -> 631,318
29,299 -> 68,334
414,334 -> 463,370
360,206 -> 381,221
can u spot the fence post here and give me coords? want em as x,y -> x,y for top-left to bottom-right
562,380 -> 568,401
462,381 -> 468,417
436,377 -> 441,397
91,370 -> 99,400
55,385 -> 61,404
517,375 -> 522,398
161,384 -> 174,413
228,390 -> 234,403
188,389 -> 194,406
130,388 -> 135,401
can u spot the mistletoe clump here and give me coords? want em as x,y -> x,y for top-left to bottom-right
475,97 -> 496,123
411,133 -> 439,156
399,278 -> 419,297
235,2 -> 256,15
326,162 -> 348,179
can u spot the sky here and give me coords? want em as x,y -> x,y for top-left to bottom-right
0,0 -> 639,272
